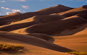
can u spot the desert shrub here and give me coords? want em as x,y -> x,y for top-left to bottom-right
67,51 -> 87,55
0,43 -> 24,53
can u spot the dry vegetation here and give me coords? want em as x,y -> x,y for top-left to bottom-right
67,51 -> 87,55
0,43 -> 24,53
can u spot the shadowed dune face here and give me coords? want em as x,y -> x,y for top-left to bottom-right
0,12 -> 22,26
0,21 -> 11,26
74,25 -> 87,35
0,31 -> 74,52
77,13 -> 87,20
26,15 -> 87,35
58,5 -> 87,17
0,15 -> 65,31
0,21 -> 36,31
0,12 -> 36,26
0,5 -> 73,26
33,15 -> 65,23
54,23 -> 87,36
29,33 -> 54,43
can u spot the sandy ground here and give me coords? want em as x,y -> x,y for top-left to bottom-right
54,28 -> 87,52
0,28 -> 87,55
0,37 -> 73,55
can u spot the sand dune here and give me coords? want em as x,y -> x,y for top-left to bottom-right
77,13 -> 87,19
0,5 -> 73,26
0,31 -> 74,52
0,15 -> 65,31
54,33 -> 87,52
54,23 -> 87,36
0,12 -> 22,26
0,21 -> 35,31
58,5 -> 87,17
0,37 -> 73,55
37,4 -> 73,15
33,15 -> 65,23
8,22 -> 87,36
1,14 -> 86,35
26,15 -> 87,35
29,33 -> 54,43
74,24 -> 87,35
0,4 -> 87,55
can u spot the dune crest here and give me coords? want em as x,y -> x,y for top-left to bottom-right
57,5 -> 87,17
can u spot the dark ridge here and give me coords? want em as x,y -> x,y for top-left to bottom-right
82,5 -> 87,9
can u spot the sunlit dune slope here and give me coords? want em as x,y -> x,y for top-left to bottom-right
54,28 -> 87,52
0,31 -> 74,52
0,37 -> 73,55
